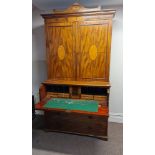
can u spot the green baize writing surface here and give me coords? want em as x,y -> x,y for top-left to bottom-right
43,98 -> 98,112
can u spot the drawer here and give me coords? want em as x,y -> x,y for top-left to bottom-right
94,95 -> 107,106
81,94 -> 94,100
97,101 -> 107,106
45,111 -> 108,137
94,95 -> 107,101
46,92 -> 69,98
46,92 -> 58,98
57,93 -> 69,98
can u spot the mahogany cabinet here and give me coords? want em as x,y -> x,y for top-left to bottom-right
35,3 -> 115,140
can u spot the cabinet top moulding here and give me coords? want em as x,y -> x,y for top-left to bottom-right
41,3 -> 116,19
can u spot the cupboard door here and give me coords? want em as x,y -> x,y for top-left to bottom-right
77,20 -> 111,81
46,22 -> 75,80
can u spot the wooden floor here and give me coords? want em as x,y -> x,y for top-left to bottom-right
32,115 -> 123,155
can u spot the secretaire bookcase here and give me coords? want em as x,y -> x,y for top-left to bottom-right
35,3 -> 115,140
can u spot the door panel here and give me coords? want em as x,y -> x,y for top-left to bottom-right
47,23 -> 75,80
77,21 -> 109,81
46,19 -> 111,81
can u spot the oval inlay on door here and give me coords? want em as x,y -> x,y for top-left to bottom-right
58,45 -> 65,60
89,45 -> 97,60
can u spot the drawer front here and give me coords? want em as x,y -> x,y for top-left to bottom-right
57,93 -> 69,98
47,92 -> 69,98
94,95 -> 107,101
81,94 -> 94,100
94,95 -> 107,106
47,92 -> 58,98
45,111 -> 108,137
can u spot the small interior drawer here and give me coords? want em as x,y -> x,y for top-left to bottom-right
47,92 -> 58,98
81,94 -> 94,100
94,95 -> 107,101
57,93 -> 69,98
46,92 -> 69,98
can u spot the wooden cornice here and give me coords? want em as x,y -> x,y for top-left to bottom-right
41,3 -> 116,19
53,3 -> 102,14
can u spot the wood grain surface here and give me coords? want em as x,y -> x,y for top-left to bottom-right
43,79 -> 110,87
46,23 -> 74,80
43,4 -> 115,82
44,110 -> 108,139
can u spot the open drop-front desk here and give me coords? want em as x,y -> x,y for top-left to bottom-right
35,3 -> 115,140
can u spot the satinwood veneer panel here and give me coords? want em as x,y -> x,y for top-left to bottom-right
43,79 -> 110,87
46,23 -> 75,80
44,14 -> 113,81
77,21 -> 109,80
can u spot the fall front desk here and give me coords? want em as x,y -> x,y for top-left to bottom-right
35,97 -> 108,140
35,2 -> 115,140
